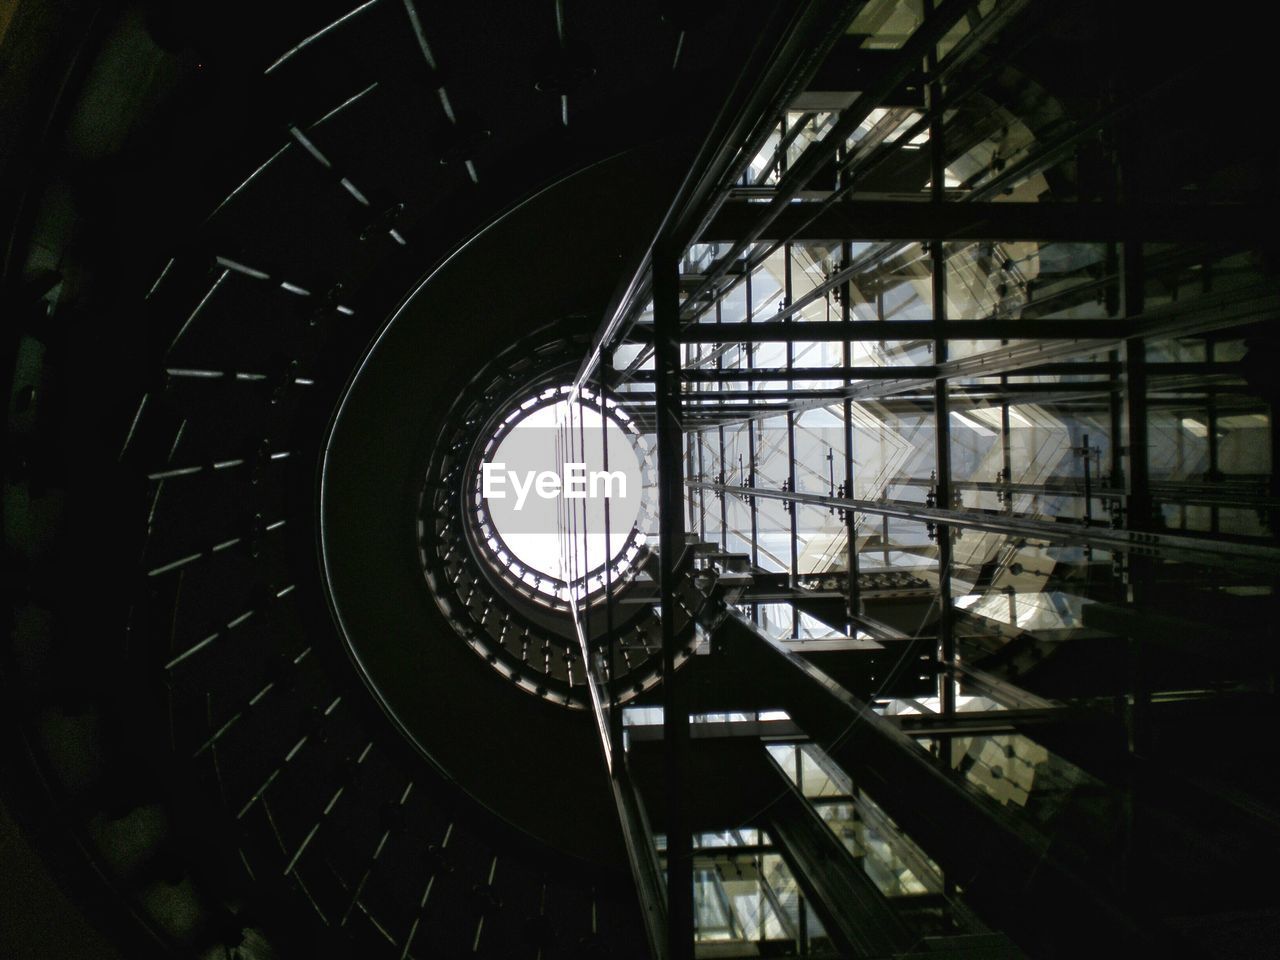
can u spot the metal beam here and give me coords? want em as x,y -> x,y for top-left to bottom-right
719,612 -> 1160,954
663,318 -> 1121,342
676,0 -> 1048,330
687,480 -> 1280,574
574,0 -> 864,394
633,285 -> 1278,422
657,282 -> 1275,345
609,770 -> 669,960
699,199 -> 1273,244
759,751 -> 913,958
681,0 -> 979,311
653,245 -> 692,960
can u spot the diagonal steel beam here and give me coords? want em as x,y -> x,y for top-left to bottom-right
700,199 -> 1274,244
688,480 -> 1280,574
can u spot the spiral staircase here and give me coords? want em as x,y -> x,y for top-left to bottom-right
1,1 -> 785,956
7,3 -> 1280,959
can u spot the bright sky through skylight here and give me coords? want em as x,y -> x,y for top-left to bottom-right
483,398 -> 641,583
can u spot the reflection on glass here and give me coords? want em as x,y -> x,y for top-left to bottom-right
657,830 -> 834,956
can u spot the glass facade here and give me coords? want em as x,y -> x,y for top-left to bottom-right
551,2 -> 1280,957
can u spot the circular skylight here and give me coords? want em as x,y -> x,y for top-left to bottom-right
471,385 -> 647,603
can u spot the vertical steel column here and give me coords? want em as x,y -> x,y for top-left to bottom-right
746,270 -> 761,576
577,394 -> 589,629
695,432 -> 707,543
876,288 -> 890,570
1000,397 -> 1013,513
1116,65 -> 1151,883
1108,348 -> 1124,488
716,298 -> 729,553
785,240 -> 801,635
926,0 -> 956,717
1205,340 -> 1221,534
1121,250 -> 1151,558
653,243 -> 692,960
1120,344 -> 1151,578
841,239 -> 860,624
599,349 -> 623,760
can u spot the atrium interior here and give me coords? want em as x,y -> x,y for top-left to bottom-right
3,1 -> 1279,958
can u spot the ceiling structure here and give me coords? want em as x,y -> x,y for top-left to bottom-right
3,1 -> 1279,959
